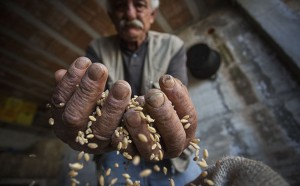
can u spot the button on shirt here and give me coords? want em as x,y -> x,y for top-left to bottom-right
120,39 -> 148,96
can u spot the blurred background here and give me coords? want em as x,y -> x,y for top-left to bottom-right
0,0 -> 300,185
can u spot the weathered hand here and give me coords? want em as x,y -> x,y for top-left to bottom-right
50,57 -> 131,154
112,75 -> 198,161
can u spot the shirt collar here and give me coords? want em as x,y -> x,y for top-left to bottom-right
119,34 -> 149,55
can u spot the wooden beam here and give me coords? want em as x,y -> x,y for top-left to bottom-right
0,48 -> 54,78
47,0 -> 101,39
1,1 -> 85,55
0,26 -> 69,68
184,0 -> 200,20
156,10 -> 173,33
0,79 -> 49,100
96,0 -> 106,11
0,65 -> 52,91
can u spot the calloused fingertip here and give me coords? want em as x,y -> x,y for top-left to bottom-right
159,75 -> 175,89
145,89 -> 165,108
111,80 -> 132,100
74,57 -> 92,69
124,109 -> 141,128
88,63 -> 109,81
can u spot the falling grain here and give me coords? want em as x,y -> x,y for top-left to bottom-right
123,152 -> 133,160
58,102 -> 65,108
159,150 -> 164,160
89,115 -> 96,122
87,134 -> 94,139
197,159 -> 208,168
84,153 -> 90,161
146,115 -> 155,123
69,170 -> 78,177
205,179 -> 215,186
69,163 -> 83,171
150,153 -> 155,160
203,149 -> 209,159
201,171 -> 208,177
126,179 -> 134,185
78,151 -> 84,160
87,121 -> 93,128
151,144 -> 157,150
122,137 -> 129,149
180,119 -> 189,124
132,155 -> 141,165
49,118 -> 54,125
96,106 -> 102,116
114,130 -> 120,138
169,178 -> 175,186
182,115 -> 190,120
105,168 -> 111,176
117,142 -> 122,150
139,111 -> 146,119
153,165 -> 160,171
156,142 -> 162,149
138,133 -> 148,143
149,133 -> 155,142
99,175 -> 104,186
71,178 -> 80,184
134,106 -> 143,111
184,123 -> 191,129
139,169 -> 152,177
87,143 -> 98,149
191,138 -> 200,144
122,173 -> 131,179
147,126 -> 157,133
110,178 -> 118,185
163,167 -> 168,175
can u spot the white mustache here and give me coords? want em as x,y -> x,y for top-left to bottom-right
119,19 -> 144,29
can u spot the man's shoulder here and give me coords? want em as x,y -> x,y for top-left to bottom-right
89,34 -> 118,49
148,31 -> 184,53
92,34 -> 118,42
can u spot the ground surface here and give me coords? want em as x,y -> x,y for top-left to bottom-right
179,7 -> 300,185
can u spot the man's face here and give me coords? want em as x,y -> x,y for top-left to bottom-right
109,0 -> 156,43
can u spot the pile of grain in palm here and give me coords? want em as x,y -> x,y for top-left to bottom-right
49,91 -> 214,186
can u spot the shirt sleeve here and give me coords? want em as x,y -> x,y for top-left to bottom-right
166,45 -> 188,86
85,45 -> 102,63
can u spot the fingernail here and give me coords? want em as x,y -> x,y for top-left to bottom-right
112,82 -> 131,100
147,92 -> 164,108
88,64 -> 105,81
75,57 -> 91,69
136,96 -> 145,107
125,111 -> 141,128
161,75 -> 175,88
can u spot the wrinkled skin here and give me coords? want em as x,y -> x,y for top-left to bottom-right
50,57 -> 198,158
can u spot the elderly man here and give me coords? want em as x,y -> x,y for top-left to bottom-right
51,0 -> 200,185
50,0 -> 289,186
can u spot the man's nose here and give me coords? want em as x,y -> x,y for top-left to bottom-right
125,4 -> 137,20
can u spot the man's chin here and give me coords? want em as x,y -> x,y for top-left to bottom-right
121,29 -> 145,42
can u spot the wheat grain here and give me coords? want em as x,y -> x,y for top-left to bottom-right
139,169 -> 152,177
138,134 -> 148,143
87,143 -> 98,149
49,118 -> 54,125
69,163 -> 83,171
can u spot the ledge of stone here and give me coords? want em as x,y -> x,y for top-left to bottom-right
235,0 -> 300,81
